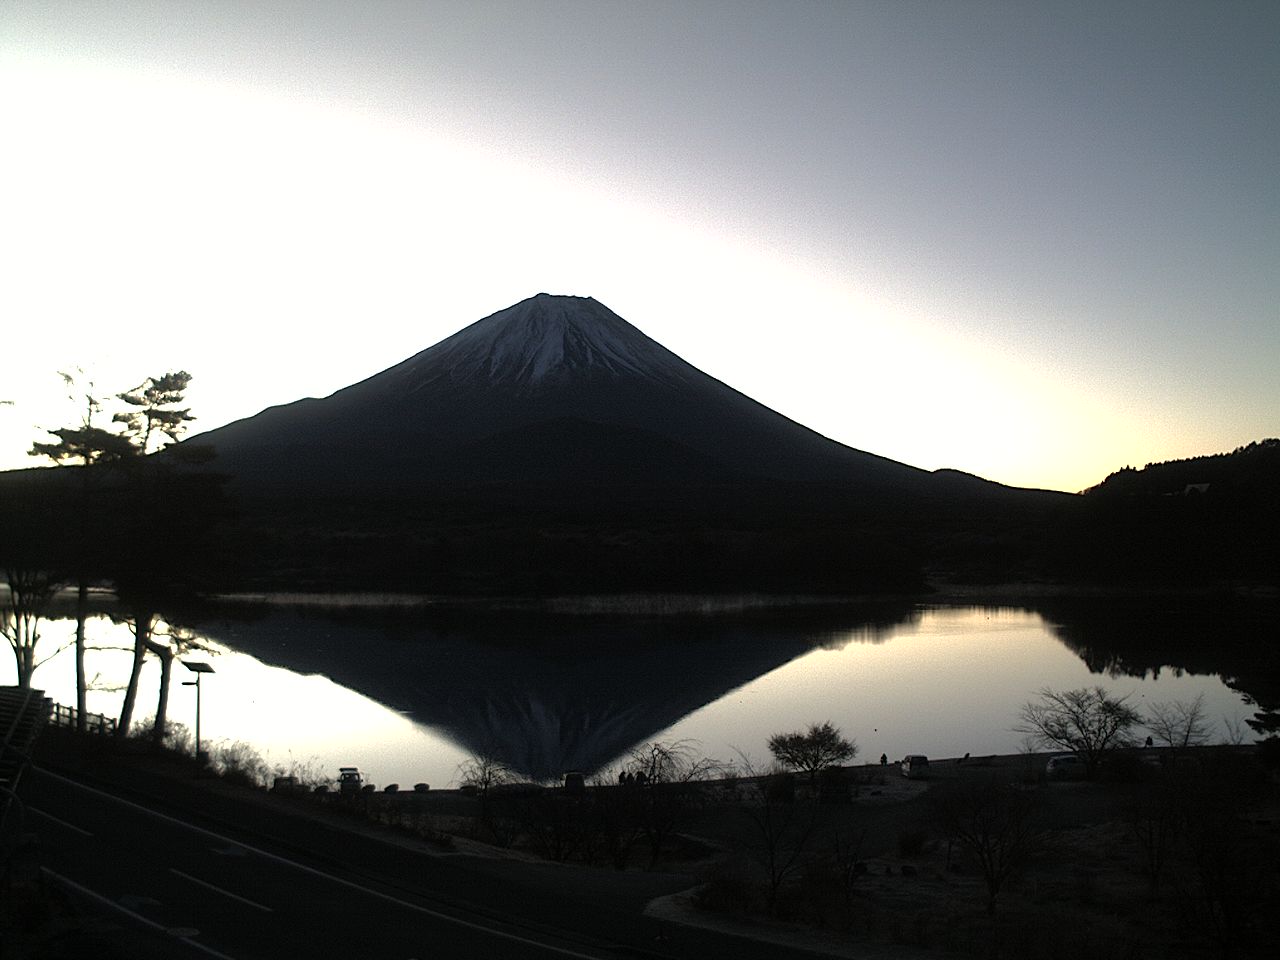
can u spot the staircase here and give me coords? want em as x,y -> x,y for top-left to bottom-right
1,685 -> 52,796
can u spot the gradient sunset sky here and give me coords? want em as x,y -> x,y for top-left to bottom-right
2,1 -> 1275,492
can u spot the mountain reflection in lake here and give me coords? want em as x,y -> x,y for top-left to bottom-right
186,601 -> 917,783
14,599 -> 1265,789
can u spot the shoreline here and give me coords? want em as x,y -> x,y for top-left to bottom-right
14,580 -> 1275,622
199,581 -> 1277,614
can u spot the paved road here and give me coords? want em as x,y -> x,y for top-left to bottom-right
26,768 -> 617,959
19,754 -> 836,960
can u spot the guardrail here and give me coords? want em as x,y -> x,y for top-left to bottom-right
49,704 -> 117,737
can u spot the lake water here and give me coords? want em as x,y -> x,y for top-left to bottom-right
9,598 -> 1266,790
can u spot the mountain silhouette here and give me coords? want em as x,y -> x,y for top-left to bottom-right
193,293 -> 1018,504
169,293 -> 1067,592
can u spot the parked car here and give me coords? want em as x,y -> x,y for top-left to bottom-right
901,755 -> 930,778
1045,754 -> 1084,779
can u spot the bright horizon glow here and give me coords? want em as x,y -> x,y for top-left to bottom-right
3,3 -> 1276,493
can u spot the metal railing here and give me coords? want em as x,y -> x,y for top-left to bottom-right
48,703 -> 117,737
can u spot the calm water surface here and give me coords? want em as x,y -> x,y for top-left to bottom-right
13,602 -> 1260,790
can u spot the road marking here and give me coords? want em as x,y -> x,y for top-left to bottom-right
37,768 -> 607,959
41,868 -> 240,960
29,807 -> 94,836
169,867 -> 275,913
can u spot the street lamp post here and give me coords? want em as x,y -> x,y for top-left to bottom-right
181,661 -> 215,764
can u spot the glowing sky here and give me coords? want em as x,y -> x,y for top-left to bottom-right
2,1 -> 1276,492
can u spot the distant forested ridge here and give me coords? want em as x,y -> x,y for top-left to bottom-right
1046,439 -> 1280,588
1085,438 -> 1279,500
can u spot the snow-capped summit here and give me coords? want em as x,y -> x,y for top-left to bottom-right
391,293 -> 695,391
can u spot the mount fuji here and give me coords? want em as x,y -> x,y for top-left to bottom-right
195,293 -> 999,501
185,293 -> 1058,591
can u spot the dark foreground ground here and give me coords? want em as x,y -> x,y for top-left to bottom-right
6,731 -> 1279,959
9,728 -> 911,960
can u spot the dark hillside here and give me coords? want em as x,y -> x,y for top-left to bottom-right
1046,440 -> 1280,588
1086,438 -> 1280,500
